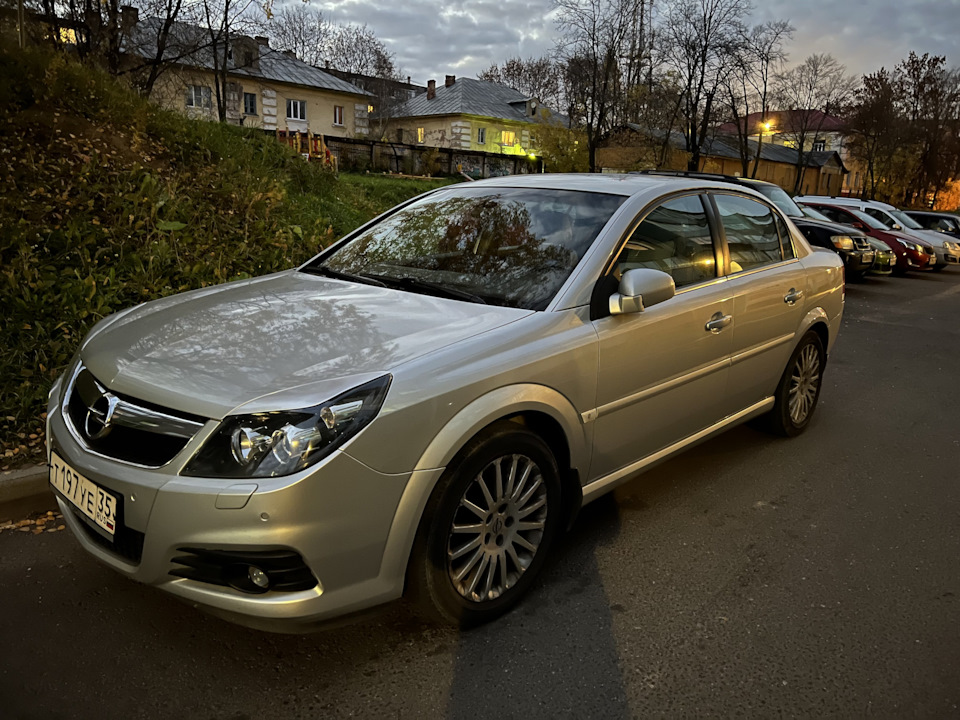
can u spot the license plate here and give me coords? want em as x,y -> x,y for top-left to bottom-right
49,452 -> 118,536
863,252 -> 875,262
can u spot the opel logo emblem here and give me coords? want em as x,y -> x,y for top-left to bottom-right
85,392 -> 119,440
491,516 -> 504,534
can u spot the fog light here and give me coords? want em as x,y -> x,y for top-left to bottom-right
248,566 -> 270,589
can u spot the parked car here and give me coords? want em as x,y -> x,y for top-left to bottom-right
862,237 -> 898,276
47,175 -> 844,631
635,172 -> 875,280
796,196 -> 958,270
803,203 -> 935,274
903,210 -> 960,240
797,204 -> 896,276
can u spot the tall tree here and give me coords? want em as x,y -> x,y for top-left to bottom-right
774,53 -> 855,193
478,56 -> 565,112
265,3 -> 333,67
658,0 -> 751,171
201,0 -> 266,122
553,0 -> 643,171
843,68 -> 905,200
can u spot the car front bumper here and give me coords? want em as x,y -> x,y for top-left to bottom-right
46,390 -> 434,632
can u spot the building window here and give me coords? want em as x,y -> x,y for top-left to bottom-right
477,127 -> 486,144
286,99 -> 306,121
417,127 -> 425,143
243,92 -> 257,116
397,128 -> 404,143
185,85 -> 211,109
333,105 -> 344,126
501,130 -> 516,146
812,139 -> 826,152
367,104 -> 374,113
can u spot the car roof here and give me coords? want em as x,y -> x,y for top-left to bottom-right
463,172 -> 774,199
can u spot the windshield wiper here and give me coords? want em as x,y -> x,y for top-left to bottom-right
364,274 -> 487,304
300,264 -> 386,287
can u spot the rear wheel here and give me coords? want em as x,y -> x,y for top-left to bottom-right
761,330 -> 825,437
408,422 -> 562,626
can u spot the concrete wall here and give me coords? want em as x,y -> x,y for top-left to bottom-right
322,136 -> 540,178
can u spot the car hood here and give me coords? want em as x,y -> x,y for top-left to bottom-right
80,270 -> 531,419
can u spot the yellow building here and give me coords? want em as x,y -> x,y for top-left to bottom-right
125,13 -> 370,137
387,75 -> 564,156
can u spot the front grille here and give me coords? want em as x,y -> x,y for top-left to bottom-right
65,366 -> 205,467
66,489 -> 146,564
170,547 -> 319,593
854,237 -> 871,250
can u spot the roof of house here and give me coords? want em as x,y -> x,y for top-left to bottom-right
391,76 -> 566,124
618,124 -> 846,170
125,19 -> 369,96
716,109 -> 845,136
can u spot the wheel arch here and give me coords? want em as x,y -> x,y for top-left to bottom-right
378,385 -> 589,598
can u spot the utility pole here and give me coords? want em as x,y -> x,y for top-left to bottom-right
18,0 -> 26,49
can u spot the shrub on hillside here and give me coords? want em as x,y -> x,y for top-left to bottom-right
0,45 -> 453,467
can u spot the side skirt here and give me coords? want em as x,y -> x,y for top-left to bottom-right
580,397 -> 775,505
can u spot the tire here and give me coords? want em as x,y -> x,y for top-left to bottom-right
761,330 -> 825,438
932,263 -> 946,272
407,421 -> 562,627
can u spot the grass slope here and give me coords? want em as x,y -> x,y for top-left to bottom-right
0,46 -> 455,467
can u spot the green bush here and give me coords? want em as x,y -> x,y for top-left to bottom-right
0,45 -> 454,467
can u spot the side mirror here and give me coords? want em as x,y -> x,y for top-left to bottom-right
609,268 -> 675,315
851,222 -> 865,229
892,223 -> 903,231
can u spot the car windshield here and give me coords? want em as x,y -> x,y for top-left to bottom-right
890,210 -> 923,230
847,208 -> 888,230
798,204 -> 833,222
747,184 -> 804,218
306,186 -> 626,310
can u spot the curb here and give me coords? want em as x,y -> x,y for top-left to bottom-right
0,464 -> 54,519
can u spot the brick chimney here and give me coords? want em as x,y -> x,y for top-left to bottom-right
120,5 -> 138,33
445,75 -> 455,87
427,79 -> 436,100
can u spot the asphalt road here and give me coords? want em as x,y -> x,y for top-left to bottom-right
2,269 -> 959,719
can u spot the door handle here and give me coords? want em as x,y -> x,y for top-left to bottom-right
705,312 -> 733,333
784,288 -> 804,305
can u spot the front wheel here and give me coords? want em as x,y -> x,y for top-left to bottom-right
762,330 -> 825,437
407,422 -> 562,627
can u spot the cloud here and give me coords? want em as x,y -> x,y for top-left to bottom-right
292,0 -> 959,86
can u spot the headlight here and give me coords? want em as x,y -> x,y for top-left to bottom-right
896,239 -> 919,251
183,375 -> 391,478
831,235 -> 855,251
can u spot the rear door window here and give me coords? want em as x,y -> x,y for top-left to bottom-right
713,194 -> 791,273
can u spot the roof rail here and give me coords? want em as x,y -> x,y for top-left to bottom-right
629,170 -> 754,183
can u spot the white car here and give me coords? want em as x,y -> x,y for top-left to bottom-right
795,196 -> 959,269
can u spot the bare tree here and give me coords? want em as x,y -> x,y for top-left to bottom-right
266,3 -> 333,67
200,0 -> 266,122
658,0 -> 751,171
774,53 -> 855,193
478,56 -> 565,112
843,68 -> 905,200
325,23 -> 394,77
554,0 -> 644,171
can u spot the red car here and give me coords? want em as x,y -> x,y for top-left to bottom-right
807,203 -> 935,274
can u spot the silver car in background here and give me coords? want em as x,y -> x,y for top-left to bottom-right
47,174 -> 844,630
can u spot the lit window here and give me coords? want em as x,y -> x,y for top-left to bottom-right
334,105 -> 344,126
501,130 -> 516,145
367,104 -> 374,113
417,127 -> 425,143
286,99 -> 307,121
185,85 -> 212,109
477,127 -> 486,144
243,92 -> 257,116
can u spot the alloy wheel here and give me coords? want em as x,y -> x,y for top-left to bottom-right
446,453 -> 548,603
788,343 -> 821,425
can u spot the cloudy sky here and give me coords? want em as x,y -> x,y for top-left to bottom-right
309,0 -> 959,89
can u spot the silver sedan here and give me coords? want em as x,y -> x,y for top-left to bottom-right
47,174 -> 844,630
